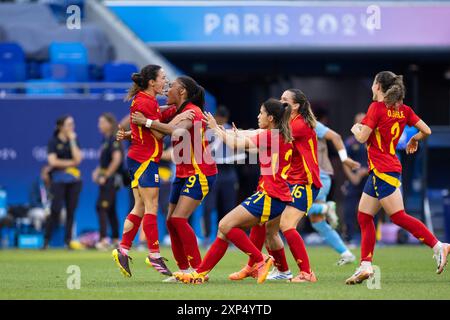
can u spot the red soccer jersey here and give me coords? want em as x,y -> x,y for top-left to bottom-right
287,115 -> 322,188
251,130 -> 293,202
172,103 -> 218,178
361,101 -> 420,173
128,91 -> 164,163
161,106 -> 177,123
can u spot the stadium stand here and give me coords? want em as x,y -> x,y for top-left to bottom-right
0,2 -> 125,95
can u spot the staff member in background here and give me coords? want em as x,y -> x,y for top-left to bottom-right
44,115 -> 83,250
342,112 -> 369,245
203,106 -> 245,247
92,113 -> 123,251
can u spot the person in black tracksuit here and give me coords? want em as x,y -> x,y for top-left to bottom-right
202,106 -> 245,245
92,113 -> 123,250
342,113 -> 369,243
44,115 -> 83,249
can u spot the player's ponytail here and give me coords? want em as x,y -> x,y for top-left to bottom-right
375,71 -> 405,108
262,98 -> 292,142
287,88 -> 317,128
125,64 -> 162,101
177,76 -> 205,111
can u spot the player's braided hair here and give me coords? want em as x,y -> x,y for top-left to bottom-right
262,98 -> 292,142
125,64 -> 162,101
286,89 -> 317,129
375,71 -> 405,107
177,76 -> 205,112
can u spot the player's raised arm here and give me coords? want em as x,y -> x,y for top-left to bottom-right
226,122 -> 263,138
203,111 -> 257,151
131,109 -> 195,136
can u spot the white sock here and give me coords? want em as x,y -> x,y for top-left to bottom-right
433,241 -> 443,254
149,252 -> 161,259
360,261 -> 372,268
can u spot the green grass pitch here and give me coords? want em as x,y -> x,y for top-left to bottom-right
0,246 -> 449,300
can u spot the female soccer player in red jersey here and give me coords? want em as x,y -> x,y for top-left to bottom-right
229,89 -> 323,283
130,76 -> 218,281
173,98 -> 293,285
345,71 -> 450,285
112,65 -> 189,277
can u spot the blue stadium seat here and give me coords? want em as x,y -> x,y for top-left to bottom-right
47,43 -> 88,84
49,42 -> 88,64
103,62 -> 138,82
92,62 -> 137,95
0,42 -> 25,63
0,43 -> 26,84
41,62 -> 88,82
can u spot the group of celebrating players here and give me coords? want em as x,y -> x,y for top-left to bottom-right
112,64 -> 450,285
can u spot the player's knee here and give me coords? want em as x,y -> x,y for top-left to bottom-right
279,219 -> 294,233
143,199 -> 158,214
265,225 -> 277,239
218,220 -> 231,235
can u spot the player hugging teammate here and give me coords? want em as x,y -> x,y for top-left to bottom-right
112,67 -> 449,285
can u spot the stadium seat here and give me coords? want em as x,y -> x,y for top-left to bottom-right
103,62 -> 138,82
0,42 -> 25,62
41,62 -> 88,82
0,42 -> 26,83
49,42 -> 88,64
0,43 -> 26,93
92,62 -> 138,95
47,42 -> 88,83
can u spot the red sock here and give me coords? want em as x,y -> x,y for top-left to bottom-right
166,218 -> 189,270
268,248 -> 289,272
390,210 -> 438,248
120,213 -> 142,250
358,211 -> 376,263
283,229 -> 311,273
170,217 -> 202,269
247,224 -> 266,267
226,227 -> 264,263
196,237 -> 229,275
143,214 -> 159,253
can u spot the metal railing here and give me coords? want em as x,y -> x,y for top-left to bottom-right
0,82 -> 131,100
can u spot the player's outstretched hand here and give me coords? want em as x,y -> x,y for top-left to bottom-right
406,138 -> 419,154
202,111 -> 218,129
131,111 -> 147,126
343,157 -> 361,170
